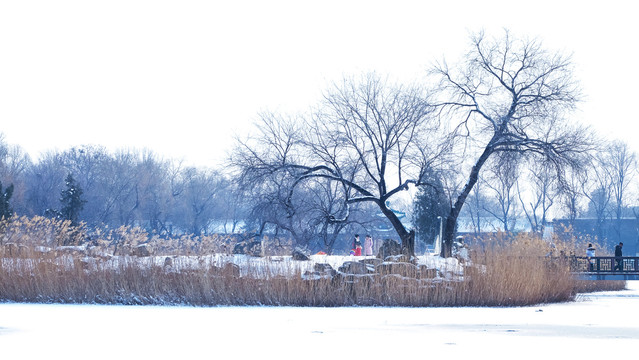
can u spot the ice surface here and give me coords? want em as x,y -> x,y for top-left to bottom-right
0,282 -> 637,359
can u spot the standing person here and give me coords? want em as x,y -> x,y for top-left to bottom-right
354,243 -> 362,256
352,234 -> 361,254
614,242 -> 623,271
364,235 -> 374,256
586,244 -> 596,271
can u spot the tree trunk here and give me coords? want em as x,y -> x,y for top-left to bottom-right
442,144 -> 494,257
378,203 -> 414,255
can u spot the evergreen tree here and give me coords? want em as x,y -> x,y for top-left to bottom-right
413,171 -> 449,248
60,174 -> 86,225
0,181 -> 14,220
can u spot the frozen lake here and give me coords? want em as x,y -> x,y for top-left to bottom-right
1,281 -> 638,359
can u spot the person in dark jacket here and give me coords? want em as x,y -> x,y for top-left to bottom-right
586,244 -> 596,271
614,242 -> 623,271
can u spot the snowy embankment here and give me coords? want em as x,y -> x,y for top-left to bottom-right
0,281 -> 637,359
9,251 -> 462,279
209,253 -> 463,278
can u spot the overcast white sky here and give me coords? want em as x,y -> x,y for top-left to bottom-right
1,0 -> 637,167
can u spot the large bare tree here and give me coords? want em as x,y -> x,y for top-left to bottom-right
233,74 -> 448,254
432,31 -> 591,256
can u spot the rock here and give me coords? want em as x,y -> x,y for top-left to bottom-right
302,270 -> 323,280
73,257 -> 94,271
232,241 -> 262,257
4,243 -> 17,256
338,261 -> 371,274
377,239 -> 402,259
292,248 -> 310,261
376,262 -> 419,278
209,264 -> 223,275
36,246 -> 56,260
314,263 -> 333,272
222,263 -> 241,277
341,273 -> 378,286
418,265 -> 440,279
3,244 -> 32,257
164,256 -> 174,267
383,254 -> 413,263
18,245 -> 29,256
34,246 -> 53,253
302,266 -> 338,280
55,245 -> 87,257
380,274 -> 420,288
133,244 -> 152,257
359,258 -> 383,267
314,263 -> 337,276
37,261 -> 62,273
86,246 -> 112,261
209,263 -> 241,277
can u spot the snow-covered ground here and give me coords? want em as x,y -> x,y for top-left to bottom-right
0,281 -> 637,359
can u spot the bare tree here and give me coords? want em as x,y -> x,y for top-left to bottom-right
461,177 -> 489,236
557,165 -> 587,228
581,153 -> 613,240
58,146 -> 112,225
174,167 -> 225,235
432,30 -> 591,256
603,140 -> 636,241
0,136 -> 32,214
482,154 -> 521,232
233,112 -> 311,245
232,74 -> 448,254
236,132 -> 359,253
24,151 -> 67,217
305,178 -> 354,253
135,152 -> 174,234
104,150 -> 141,226
216,182 -> 249,235
518,161 -> 559,236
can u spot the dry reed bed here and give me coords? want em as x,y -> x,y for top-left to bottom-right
0,250 -> 624,307
0,217 -> 626,307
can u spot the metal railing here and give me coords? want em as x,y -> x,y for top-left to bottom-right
570,256 -> 639,273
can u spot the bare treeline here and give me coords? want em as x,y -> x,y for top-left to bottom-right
0,141 -> 242,237
461,140 -> 638,240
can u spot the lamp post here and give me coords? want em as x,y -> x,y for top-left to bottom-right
436,216 -> 443,256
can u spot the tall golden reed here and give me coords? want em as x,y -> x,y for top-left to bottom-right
0,217 -> 625,307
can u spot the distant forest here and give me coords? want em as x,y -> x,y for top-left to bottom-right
1,129 -> 637,255
0,141 -> 240,235
0,138 -> 389,253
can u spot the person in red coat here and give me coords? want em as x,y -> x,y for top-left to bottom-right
351,234 -> 361,255
354,244 -> 362,256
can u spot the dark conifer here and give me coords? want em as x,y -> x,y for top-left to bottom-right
60,174 -> 86,225
0,181 -> 14,220
413,170 -> 449,248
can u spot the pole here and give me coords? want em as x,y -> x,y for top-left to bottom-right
435,216 -> 443,256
